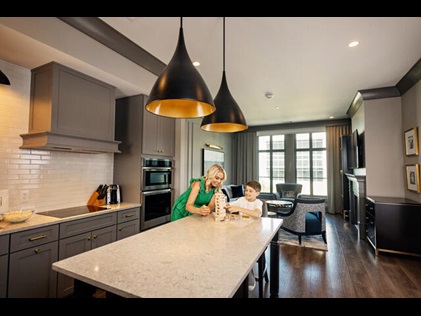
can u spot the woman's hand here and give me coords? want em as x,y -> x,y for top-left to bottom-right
199,205 -> 211,216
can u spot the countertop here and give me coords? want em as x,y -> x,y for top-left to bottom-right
52,214 -> 283,298
0,202 -> 141,236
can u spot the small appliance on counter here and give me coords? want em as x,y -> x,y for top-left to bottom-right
107,184 -> 122,205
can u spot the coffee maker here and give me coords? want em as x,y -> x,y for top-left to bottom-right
106,184 -> 121,204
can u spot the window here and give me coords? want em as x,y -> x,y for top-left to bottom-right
258,135 -> 284,193
258,131 -> 327,197
296,132 -> 327,196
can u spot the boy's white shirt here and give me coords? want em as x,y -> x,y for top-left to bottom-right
229,196 -> 263,217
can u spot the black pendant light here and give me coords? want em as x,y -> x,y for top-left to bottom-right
0,70 -> 10,85
201,17 -> 247,133
145,17 -> 216,118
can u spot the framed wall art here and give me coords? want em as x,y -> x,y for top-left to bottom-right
406,164 -> 421,193
404,127 -> 419,156
202,148 -> 224,175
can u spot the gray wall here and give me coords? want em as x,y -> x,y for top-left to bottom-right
174,118 -> 232,199
402,80 -> 421,202
352,80 -> 421,201
365,97 -> 404,197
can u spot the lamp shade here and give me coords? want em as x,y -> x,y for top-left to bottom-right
0,70 -> 10,85
201,71 -> 247,132
200,17 -> 247,133
145,20 -> 215,118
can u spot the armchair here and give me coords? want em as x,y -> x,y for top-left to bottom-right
277,198 -> 327,245
275,183 -> 303,202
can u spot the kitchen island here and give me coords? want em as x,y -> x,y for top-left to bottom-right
52,214 -> 283,298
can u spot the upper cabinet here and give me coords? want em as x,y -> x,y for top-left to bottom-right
142,97 -> 175,157
115,94 -> 175,158
20,62 -> 121,153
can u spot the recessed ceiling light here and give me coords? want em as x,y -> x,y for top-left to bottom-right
265,92 -> 274,99
328,115 -> 334,119
193,61 -> 200,67
275,106 -> 280,110
348,41 -> 359,48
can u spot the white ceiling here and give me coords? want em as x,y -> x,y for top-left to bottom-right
1,17 -> 421,127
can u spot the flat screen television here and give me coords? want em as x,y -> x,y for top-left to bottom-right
349,129 -> 360,169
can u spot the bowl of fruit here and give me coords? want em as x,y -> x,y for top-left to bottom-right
1,209 -> 34,223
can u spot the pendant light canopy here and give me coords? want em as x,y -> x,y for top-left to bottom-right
201,17 -> 247,133
145,17 -> 216,118
0,70 -> 10,85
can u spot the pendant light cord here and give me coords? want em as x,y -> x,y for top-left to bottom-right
223,17 -> 225,72
180,17 -> 183,28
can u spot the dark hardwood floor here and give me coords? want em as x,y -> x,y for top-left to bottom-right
249,213 -> 421,300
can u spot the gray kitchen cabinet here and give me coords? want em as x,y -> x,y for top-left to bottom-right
115,94 -> 175,157
0,235 -> 9,298
57,213 -> 117,297
142,100 -> 175,157
7,225 -> 59,298
117,207 -> 140,240
20,61 -> 120,153
114,94 -> 175,209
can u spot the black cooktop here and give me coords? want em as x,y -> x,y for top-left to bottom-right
38,205 -> 110,218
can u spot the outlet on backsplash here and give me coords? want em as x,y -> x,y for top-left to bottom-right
20,190 -> 29,202
0,190 -> 9,212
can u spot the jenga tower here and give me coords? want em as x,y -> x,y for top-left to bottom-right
214,191 -> 226,221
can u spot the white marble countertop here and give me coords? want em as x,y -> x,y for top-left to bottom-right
0,202 -> 141,236
52,214 -> 283,298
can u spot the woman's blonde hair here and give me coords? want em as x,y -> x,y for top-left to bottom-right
204,164 -> 226,190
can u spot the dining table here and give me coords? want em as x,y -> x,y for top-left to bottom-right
52,213 -> 283,298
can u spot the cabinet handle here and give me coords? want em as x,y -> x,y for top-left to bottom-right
119,228 -> 123,231
125,213 -> 135,218
93,235 -> 97,239
88,236 -> 91,241
29,234 -> 47,241
34,248 -> 41,254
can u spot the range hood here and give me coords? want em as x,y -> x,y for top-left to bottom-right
20,62 -> 121,154
20,131 -> 121,154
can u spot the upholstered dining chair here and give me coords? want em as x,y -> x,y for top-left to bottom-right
277,198 -> 327,245
275,183 -> 303,203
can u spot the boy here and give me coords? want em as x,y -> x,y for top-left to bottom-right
225,180 -> 263,291
225,180 -> 263,219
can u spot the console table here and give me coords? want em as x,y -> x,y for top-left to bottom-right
266,200 -> 293,217
365,196 -> 421,257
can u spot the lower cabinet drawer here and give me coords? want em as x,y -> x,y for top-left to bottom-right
118,207 -> 140,223
10,225 -> 59,253
117,220 -> 140,240
60,213 -> 117,239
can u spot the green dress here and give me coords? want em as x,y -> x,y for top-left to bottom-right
170,177 -> 215,221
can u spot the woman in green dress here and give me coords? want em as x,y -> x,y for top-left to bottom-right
171,164 -> 226,221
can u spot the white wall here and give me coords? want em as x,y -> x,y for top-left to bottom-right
0,60 -> 114,213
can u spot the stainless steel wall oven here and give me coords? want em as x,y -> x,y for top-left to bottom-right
140,188 -> 172,230
140,158 -> 173,230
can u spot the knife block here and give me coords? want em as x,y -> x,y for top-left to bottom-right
87,191 -> 105,206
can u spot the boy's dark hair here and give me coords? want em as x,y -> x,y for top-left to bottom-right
246,180 -> 261,193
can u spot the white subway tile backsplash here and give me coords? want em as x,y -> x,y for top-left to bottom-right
0,59 -> 116,212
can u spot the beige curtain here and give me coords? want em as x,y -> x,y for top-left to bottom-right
326,124 -> 351,214
231,131 -> 258,184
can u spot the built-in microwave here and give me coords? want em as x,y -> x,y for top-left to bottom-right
141,158 -> 173,191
